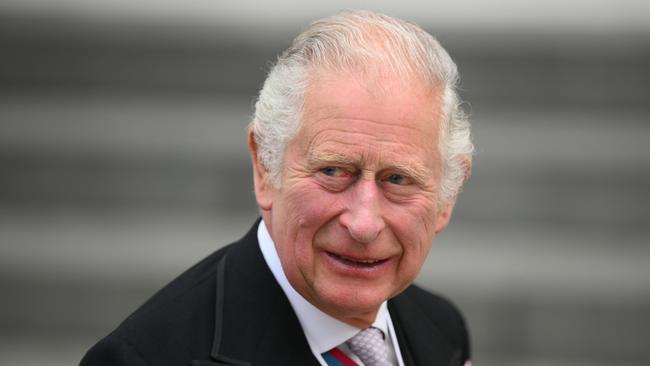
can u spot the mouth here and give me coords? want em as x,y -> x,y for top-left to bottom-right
326,252 -> 389,268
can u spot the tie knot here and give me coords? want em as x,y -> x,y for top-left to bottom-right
346,327 -> 390,366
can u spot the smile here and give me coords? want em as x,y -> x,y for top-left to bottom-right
326,252 -> 389,267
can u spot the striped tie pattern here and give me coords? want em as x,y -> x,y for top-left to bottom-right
322,347 -> 358,366
347,327 -> 391,366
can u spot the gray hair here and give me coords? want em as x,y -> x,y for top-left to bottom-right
250,9 -> 473,203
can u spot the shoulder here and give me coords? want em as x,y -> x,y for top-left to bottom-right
80,334 -> 149,366
125,241 -> 230,320
399,284 -> 468,334
81,221 -> 261,366
81,245 -> 229,366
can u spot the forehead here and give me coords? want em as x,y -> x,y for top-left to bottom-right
306,70 -> 437,117
296,72 -> 443,163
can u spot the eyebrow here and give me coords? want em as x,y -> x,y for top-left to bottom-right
307,151 -> 433,185
307,151 -> 358,166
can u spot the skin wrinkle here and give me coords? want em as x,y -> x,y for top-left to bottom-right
305,124 -> 427,149
310,134 -> 425,157
306,116 -> 430,132
308,151 -> 433,190
304,120 -> 438,186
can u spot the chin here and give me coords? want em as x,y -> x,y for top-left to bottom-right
316,284 -> 392,320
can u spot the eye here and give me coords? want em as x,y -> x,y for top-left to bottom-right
387,174 -> 408,185
316,166 -> 355,192
381,173 -> 420,199
321,166 -> 344,177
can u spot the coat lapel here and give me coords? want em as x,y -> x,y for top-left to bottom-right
389,290 -> 459,366
195,222 -> 320,366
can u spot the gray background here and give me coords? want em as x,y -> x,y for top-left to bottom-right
0,1 -> 649,365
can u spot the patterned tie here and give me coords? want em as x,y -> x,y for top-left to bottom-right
346,327 -> 391,366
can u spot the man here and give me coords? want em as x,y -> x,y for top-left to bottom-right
81,10 -> 473,366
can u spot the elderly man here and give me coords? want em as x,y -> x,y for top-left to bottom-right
81,9 -> 473,366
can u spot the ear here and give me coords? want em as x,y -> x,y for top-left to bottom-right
461,155 -> 473,185
434,199 -> 456,234
434,155 -> 471,234
248,128 -> 274,211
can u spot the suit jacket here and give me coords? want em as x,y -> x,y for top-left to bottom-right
80,220 -> 471,366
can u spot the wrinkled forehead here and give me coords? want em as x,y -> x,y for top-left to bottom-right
306,62 -> 441,102
302,69 -> 442,130
291,70 -> 443,166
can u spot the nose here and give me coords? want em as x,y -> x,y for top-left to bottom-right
339,178 -> 386,243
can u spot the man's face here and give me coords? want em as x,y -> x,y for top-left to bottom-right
251,72 -> 456,327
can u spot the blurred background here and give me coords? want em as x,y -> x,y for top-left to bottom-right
0,1 -> 649,365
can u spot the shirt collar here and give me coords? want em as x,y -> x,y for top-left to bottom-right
257,219 -> 389,353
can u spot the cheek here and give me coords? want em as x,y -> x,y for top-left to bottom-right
273,184 -> 343,261
282,182 -> 344,227
386,199 -> 438,261
394,225 -> 433,282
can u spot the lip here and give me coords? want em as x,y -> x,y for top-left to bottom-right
322,250 -> 394,277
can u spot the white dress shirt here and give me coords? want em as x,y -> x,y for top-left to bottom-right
257,220 -> 405,366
